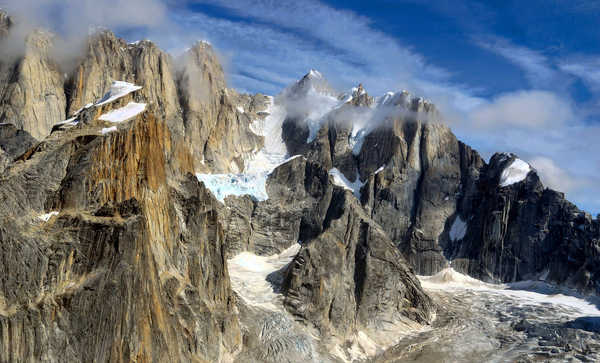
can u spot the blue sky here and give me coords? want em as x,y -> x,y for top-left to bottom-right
4,0 -> 600,214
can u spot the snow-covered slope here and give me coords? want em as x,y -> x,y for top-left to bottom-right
96,81 -> 142,106
99,102 -> 146,123
196,97 -> 292,202
499,158 -> 531,187
328,168 -> 364,198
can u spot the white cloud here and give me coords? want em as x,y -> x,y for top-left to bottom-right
528,156 -> 581,193
560,58 -> 600,91
468,90 -> 574,129
2,0 -> 168,36
474,36 -> 563,89
177,0 -> 475,101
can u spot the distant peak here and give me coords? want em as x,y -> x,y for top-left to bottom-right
307,69 -> 323,79
351,83 -> 367,97
349,83 -> 373,107
194,39 -> 212,47
285,69 -> 336,98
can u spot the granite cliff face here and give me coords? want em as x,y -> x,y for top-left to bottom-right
0,15 -> 433,362
278,77 -> 600,295
0,30 -> 66,140
0,8 -> 599,363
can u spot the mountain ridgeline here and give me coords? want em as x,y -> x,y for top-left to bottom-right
0,10 -> 598,362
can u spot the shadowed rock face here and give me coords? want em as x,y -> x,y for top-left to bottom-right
447,153 -> 600,291
223,156 -> 333,256
281,79 -> 600,296
0,123 -> 37,158
282,188 -> 434,341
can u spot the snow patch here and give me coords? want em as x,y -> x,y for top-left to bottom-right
350,127 -> 368,156
96,81 -> 142,106
374,165 -> 385,174
37,211 -> 59,222
499,158 -> 531,187
247,99 -> 287,166
101,126 -> 117,135
195,173 -> 268,202
329,168 -> 364,198
419,268 -> 600,317
197,97 -> 298,203
236,106 -> 244,113
304,91 -> 341,143
449,216 -> 467,241
72,103 -> 94,115
99,102 -> 146,123
420,268 -> 487,289
54,117 -> 78,127
228,243 -> 300,311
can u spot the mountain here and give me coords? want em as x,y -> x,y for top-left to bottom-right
0,10 -> 598,362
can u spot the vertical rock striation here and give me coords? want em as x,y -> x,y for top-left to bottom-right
0,30 -> 66,139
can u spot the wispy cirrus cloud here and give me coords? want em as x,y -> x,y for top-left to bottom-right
560,57 -> 600,91
474,36 -> 566,89
170,0 -> 478,104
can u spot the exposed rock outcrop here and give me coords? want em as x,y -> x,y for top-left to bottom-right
0,30 -> 66,139
66,32 -> 181,130
282,83 -> 464,275
223,156 -> 333,256
0,25 -> 263,173
177,41 -> 265,172
0,11 -> 10,37
0,90 -> 241,362
283,187 -> 434,345
0,123 -> 36,158
279,73 -> 600,298
447,153 -> 600,292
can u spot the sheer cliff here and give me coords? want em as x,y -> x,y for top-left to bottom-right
0,8 -> 598,363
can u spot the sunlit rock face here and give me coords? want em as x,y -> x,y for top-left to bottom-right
0,30 -> 67,140
0,9 -> 598,363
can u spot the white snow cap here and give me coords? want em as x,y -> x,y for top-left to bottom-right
99,102 -> 147,123
308,69 -> 323,79
54,117 -> 78,127
38,211 -> 59,222
96,81 -> 142,106
499,158 -> 531,187
101,126 -> 118,135
195,39 -> 212,46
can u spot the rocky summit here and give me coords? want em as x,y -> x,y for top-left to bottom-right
0,9 -> 599,363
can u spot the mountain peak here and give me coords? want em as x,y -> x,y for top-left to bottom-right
306,68 -> 323,79
285,69 -> 337,98
349,83 -> 373,107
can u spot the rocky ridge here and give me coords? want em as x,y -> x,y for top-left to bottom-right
0,8 -> 598,362
0,15 -> 434,362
